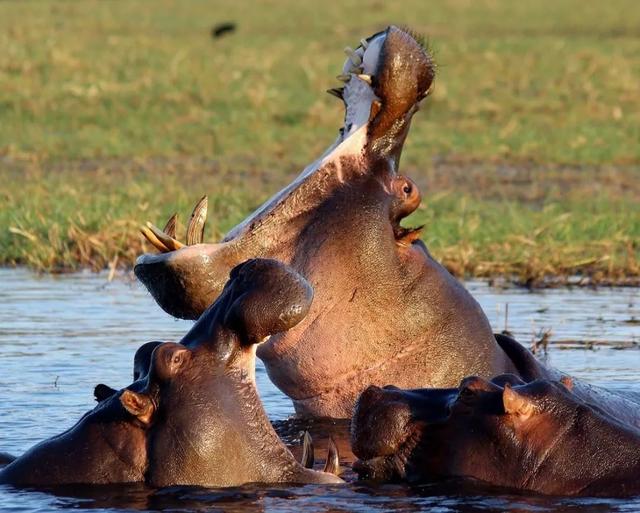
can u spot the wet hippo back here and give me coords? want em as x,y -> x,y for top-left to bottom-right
496,334 -> 640,427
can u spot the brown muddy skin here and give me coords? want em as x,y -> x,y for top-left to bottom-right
135,258 -> 343,487
135,26 -> 514,418
351,376 -> 640,497
0,386 -> 152,486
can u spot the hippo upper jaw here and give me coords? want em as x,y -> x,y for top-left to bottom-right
134,26 -> 434,321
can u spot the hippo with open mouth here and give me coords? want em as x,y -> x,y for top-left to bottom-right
135,26 -> 516,418
0,384 -> 152,486
1,259 -> 341,487
136,258 -> 343,487
351,376 -> 640,497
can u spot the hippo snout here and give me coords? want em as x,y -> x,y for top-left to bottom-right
351,385 -> 414,461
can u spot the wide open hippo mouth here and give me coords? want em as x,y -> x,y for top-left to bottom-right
135,26 -> 435,320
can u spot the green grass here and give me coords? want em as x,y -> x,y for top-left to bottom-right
0,0 -> 638,282
1,0 -> 639,164
2,161 -> 638,284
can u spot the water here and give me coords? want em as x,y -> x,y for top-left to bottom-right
0,268 -> 638,512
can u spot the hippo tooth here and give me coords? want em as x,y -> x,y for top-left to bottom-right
186,195 -> 208,246
360,38 -> 369,49
163,213 -> 178,239
336,74 -> 352,83
145,222 -> 185,251
326,87 -> 344,100
323,437 -> 341,475
356,74 -> 372,85
343,46 -> 362,66
140,225 -> 170,253
301,431 -> 315,469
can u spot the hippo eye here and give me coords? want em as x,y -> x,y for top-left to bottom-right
458,386 -> 476,401
172,354 -> 183,365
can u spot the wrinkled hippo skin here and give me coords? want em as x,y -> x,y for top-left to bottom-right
135,26 -> 514,418
352,375 -> 640,497
0,385 -> 152,486
133,258 -> 343,487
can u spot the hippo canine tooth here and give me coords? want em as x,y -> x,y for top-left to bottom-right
186,195 -> 208,245
140,225 -> 170,253
343,46 -> 362,66
145,222 -> 184,251
301,431 -> 314,469
360,38 -> 369,49
336,74 -> 352,83
356,74 -> 372,85
323,437 -> 341,475
326,87 -> 344,99
163,213 -> 178,239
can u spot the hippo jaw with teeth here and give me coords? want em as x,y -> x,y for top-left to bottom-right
135,26 -> 514,418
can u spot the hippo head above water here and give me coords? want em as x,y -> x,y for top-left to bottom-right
136,26 -> 514,418
351,376 -> 640,497
2,259 -> 341,488
130,258 -> 343,487
0,383 -> 153,486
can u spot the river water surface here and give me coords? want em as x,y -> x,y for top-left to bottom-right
0,268 -> 639,512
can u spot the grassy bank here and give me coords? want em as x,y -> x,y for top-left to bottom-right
1,0 -> 639,283
3,159 -> 638,286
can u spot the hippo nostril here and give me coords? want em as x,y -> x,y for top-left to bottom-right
403,183 -> 412,195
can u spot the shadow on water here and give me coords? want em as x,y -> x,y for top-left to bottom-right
3,479 -> 640,513
0,269 -> 639,512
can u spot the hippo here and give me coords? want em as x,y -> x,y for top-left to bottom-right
135,26 -> 516,418
134,258 -> 343,487
351,376 -> 640,497
0,385 -> 152,486
93,341 -> 163,403
1,259 -> 341,488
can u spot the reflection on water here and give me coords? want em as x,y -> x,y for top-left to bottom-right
0,268 -> 638,512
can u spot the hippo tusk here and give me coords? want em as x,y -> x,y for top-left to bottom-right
326,87 -> 344,100
163,213 -> 178,239
356,74 -> 372,85
145,222 -> 185,251
343,46 -> 362,67
360,38 -> 369,49
186,195 -> 208,246
300,431 -> 314,469
336,74 -> 352,83
323,437 -> 341,475
140,226 -> 171,253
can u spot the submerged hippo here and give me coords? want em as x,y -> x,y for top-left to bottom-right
352,376 -> 640,497
0,385 -> 152,486
132,258 -> 343,487
135,26 -> 515,418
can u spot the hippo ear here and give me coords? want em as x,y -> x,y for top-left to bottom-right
94,383 -> 118,402
503,384 -> 536,422
120,390 -> 154,426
